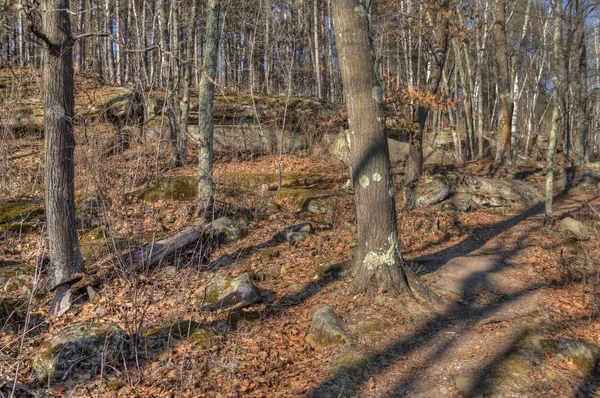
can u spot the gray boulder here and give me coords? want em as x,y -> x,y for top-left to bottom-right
200,273 -> 261,311
33,322 -> 127,382
560,217 -> 590,241
210,217 -> 242,244
305,305 -> 350,349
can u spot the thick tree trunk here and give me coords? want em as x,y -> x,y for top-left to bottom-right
493,0 -> 513,164
196,0 -> 220,217
332,0 -> 439,307
38,0 -> 84,315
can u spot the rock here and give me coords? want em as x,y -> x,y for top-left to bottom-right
306,198 -> 332,214
200,273 -> 261,311
279,223 -> 313,244
542,338 -> 599,374
3,274 -> 34,300
145,320 -> 214,349
161,266 -> 178,278
33,322 -> 127,382
134,176 -> 198,202
254,247 -> 280,262
0,261 -> 34,287
560,217 -> 590,241
408,175 -> 451,207
210,217 -> 242,244
0,199 -> 43,234
305,305 -> 349,349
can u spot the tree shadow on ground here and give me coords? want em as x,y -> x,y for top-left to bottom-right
308,191 -> 596,397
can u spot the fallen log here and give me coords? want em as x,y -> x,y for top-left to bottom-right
265,176 -> 347,191
127,220 -> 210,269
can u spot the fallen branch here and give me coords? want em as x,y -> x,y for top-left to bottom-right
265,176 -> 346,191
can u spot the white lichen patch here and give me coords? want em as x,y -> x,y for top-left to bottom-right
372,173 -> 382,182
363,233 -> 398,270
371,86 -> 383,104
389,187 -> 395,197
359,175 -> 370,188
354,5 -> 366,17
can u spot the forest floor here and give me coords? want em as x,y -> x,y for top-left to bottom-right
1,125 -> 600,397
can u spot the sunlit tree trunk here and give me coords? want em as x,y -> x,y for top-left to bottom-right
546,0 -> 562,223
197,0 -> 220,217
37,0 -> 84,314
493,0 -> 513,164
332,0 -> 439,306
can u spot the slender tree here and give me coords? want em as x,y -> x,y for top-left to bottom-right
493,0 -> 513,164
546,0 -> 562,224
197,0 -> 220,217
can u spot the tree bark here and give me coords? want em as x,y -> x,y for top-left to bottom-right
493,0 -> 513,164
38,0 -> 84,315
546,0 -> 562,223
332,0 -> 439,306
196,0 -> 220,217
405,0 -> 449,185
574,0 -> 588,165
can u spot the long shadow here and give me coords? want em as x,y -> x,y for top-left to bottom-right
410,189 -> 574,274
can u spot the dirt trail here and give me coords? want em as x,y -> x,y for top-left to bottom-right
309,189 -> 598,398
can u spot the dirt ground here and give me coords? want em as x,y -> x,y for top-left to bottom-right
1,128 -> 599,397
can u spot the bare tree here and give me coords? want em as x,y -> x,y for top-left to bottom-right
197,0 -> 220,218
25,0 -> 84,315
493,0 -> 513,164
332,0 -> 439,305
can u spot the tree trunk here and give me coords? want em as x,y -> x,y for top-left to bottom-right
493,0 -> 513,164
405,0 -> 449,185
196,0 -> 220,218
574,0 -> 588,165
38,0 -> 84,315
332,0 -> 439,306
546,0 -> 562,223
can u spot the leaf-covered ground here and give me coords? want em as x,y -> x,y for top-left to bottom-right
1,122 -> 600,397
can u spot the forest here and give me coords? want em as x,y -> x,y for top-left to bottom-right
0,0 -> 600,396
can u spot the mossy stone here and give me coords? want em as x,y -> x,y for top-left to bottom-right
33,322 -> 127,382
136,176 -> 198,202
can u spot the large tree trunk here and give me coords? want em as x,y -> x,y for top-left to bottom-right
405,0 -> 449,186
196,0 -> 220,217
39,0 -> 84,315
332,0 -> 439,306
493,0 -> 513,164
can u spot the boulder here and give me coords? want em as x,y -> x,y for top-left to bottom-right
279,223 -> 313,244
0,199 -> 43,234
134,176 -> 198,202
306,198 -> 332,214
210,217 -> 242,244
145,320 -> 217,349
560,217 -> 590,241
305,305 -> 349,349
33,322 -> 127,382
199,273 -> 261,311
408,175 -> 451,207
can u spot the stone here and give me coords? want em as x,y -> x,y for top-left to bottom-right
279,223 -> 313,244
3,274 -> 34,300
0,199 -> 43,234
134,176 -> 198,202
560,217 -> 590,241
305,305 -> 349,349
0,261 -> 34,287
306,198 -> 332,214
210,217 -> 242,244
33,322 -> 127,382
409,175 -> 451,207
542,338 -> 599,374
200,273 -> 261,311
